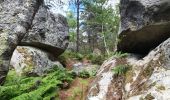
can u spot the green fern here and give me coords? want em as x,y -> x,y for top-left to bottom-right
112,65 -> 129,76
0,67 -> 74,100
111,51 -> 129,58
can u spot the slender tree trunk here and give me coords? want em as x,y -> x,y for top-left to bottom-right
101,5 -> 109,56
94,31 -> 98,49
92,31 -> 95,51
102,20 -> 109,56
103,33 -> 110,56
88,30 -> 92,52
76,0 -> 80,52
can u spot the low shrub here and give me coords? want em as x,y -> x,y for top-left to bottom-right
59,50 -> 105,65
85,54 -> 105,65
78,70 -> 90,78
59,50 -> 84,61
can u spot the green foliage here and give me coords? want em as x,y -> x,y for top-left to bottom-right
59,50 -> 106,65
58,51 -> 84,66
85,53 -> 106,65
59,50 -> 84,61
69,31 -> 76,42
81,0 -> 120,54
112,65 -> 129,76
111,51 -> 129,58
69,87 -> 82,100
67,11 -> 77,42
89,68 -> 97,77
79,79 -> 88,86
59,50 -> 105,65
0,68 -> 74,100
67,11 -> 77,29
69,79 -> 88,100
67,0 -> 120,54
78,70 -> 90,78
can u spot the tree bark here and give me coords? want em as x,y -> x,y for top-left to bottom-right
76,0 -> 80,52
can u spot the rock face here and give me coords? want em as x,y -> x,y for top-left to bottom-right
10,46 -> 63,76
73,63 -> 99,76
21,6 -> 69,56
117,0 -> 170,54
0,0 -> 41,85
0,0 -> 69,85
87,56 -> 124,100
87,0 -> 170,99
125,38 -> 170,100
87,38 -> 170,100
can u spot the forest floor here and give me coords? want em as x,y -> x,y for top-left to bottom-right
58,56 -> 97,100
0,51 -> 104,100
58,77 -> 94,100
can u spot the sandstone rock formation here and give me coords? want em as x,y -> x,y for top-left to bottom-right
117,0 -> 170,54
87,38 -> 170,100
0,0 -> 68,85
10,46 -> 63,76
87,0 -> 170,99
21,6 -> 69,56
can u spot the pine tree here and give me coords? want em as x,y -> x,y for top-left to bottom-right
81,0 -> 120,55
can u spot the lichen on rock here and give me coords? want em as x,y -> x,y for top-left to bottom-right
87,0 -> 170,99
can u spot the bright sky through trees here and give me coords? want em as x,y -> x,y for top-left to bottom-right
44,0 -> 69,16
44,0 -> 119,16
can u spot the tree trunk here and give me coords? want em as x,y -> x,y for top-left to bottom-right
103,33 -> 110,56
101,4 -> 109,56
76,0 -> 80,52
88,29 -> 92,52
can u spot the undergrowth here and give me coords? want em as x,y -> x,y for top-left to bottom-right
59,50 -> 128,66
78,70 -> 90,78
59,50 -> 106,65
0,67 -> 74,100
85,54 -> 105,65
112,65 -> 129,76
111,51 -> 129,58
59,50 -> 84,61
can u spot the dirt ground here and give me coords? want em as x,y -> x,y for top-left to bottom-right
58,77 -> 94,100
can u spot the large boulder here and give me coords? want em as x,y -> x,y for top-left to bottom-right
0,0 -> 42,85
20,6 -> 69,56
87,37 -> 170,100
12,4 -> 69,74
0,0 -> 69,85
117,0 -> 170,54
10,46 -> 63,76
